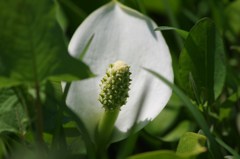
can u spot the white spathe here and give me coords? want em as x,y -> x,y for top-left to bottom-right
66,1 -> 173,142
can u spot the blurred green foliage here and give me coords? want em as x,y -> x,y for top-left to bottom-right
0,0 -> 240,159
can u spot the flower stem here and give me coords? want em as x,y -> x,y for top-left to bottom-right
97,109 -> 119,146
34,81 -> 44,146
96,109 -> 120,158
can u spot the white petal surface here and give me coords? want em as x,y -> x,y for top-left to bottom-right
67,1 -> 173,142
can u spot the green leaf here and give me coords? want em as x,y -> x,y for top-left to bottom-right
145,94 -> 194,142
127,150 -> 200,159
215,137 -> 240,159
144,68 -> 223,159
161,121 -> 194,142
42,81 -> 96,158
0,88 -> 28,135
176,132 -> 207,156
178,18 -> 226,103
42,82 -> 64,133
0,0 -> 92,88
0,138 -> 7,158
56,1 -> 68,31
155,26 -> 189,39
145,104 -> 180,137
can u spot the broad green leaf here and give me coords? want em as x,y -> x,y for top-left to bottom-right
0,88 -> 28,135
178,18 -> 226,103
176,132 -> 207,156
145,68 -> 223,159
0,0 -> 92,88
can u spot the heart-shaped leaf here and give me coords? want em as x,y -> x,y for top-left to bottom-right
0,0 -> 92,88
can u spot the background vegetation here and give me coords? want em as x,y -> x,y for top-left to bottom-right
0,0 -> 240,159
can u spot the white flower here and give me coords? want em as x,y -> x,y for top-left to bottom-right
66,0 -> 173,143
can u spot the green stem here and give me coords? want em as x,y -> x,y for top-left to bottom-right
34,82 -> 44,146
96,110 -> 120,158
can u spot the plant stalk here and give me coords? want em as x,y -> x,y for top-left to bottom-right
34,81 -> 44,146
96,109 -> 120,159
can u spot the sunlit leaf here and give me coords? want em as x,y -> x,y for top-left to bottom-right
176,132 -> 207,156
127,150 -> 192,159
